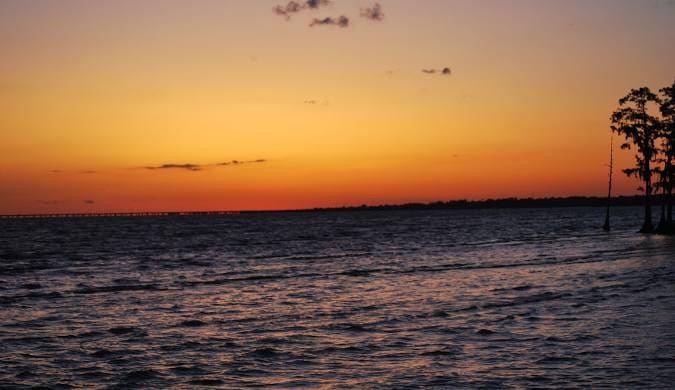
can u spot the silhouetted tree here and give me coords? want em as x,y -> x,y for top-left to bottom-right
611,87 -> 661,233
659,81 -> 675,231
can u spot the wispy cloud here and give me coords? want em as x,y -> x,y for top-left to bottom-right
360,3 -> 384,21
83,199 -> 95,205
273,0 -> 331,19
144,159 -> 267,172
306,0 -> 329,8
309,15 -> 349,28
422,67 -> 452,76
273,1 -> 303,18
273,1 -> 381,29
51,169 -> 98,174
145,163 -> 203,171
37,200 -> 65,205
304,99 -> 330,106
215,159 -> 267,166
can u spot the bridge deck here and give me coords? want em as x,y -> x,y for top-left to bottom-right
0,211 -> 240,219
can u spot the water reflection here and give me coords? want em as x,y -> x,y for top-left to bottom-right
1,207 -> 674,387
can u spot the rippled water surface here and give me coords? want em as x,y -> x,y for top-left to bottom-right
1,207 -> 675,388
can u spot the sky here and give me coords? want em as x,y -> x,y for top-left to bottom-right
1,0 -> 674,213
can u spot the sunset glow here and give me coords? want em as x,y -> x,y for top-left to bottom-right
2,0 -> 674,213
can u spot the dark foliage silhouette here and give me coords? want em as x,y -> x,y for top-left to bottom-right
658,81 -> 675,232
611,87 -> 661,233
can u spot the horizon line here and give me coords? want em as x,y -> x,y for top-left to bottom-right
0,194 -> 653,219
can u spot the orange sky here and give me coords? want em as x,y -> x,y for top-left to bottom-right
1,0 -> 674,213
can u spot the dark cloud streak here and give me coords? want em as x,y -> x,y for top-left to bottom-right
422,67 -> 452,76
273,0 -> 331,19
51,169 -> 98,174
144,159 -> 267,172
309,15 -> 349,27
306,0 -> 329,8
215,159 -> 267,166
37,200 -> 65,205
145,164 -> 203,171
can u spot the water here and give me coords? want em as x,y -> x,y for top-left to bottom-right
1,207 -> 674,389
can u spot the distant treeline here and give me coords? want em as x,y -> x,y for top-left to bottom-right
295,195 -> 653,212
0,196 -> 654,219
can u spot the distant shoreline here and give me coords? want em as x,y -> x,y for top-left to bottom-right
296,195 -> 650,212
0,195 -> 657,219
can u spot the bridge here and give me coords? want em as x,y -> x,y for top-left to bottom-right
0,211 -> 241,219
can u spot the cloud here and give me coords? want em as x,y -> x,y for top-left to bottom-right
51,169 -> 98,174
306,0 -> 329,8
83,200 -> 95,205
273,0 -> 331,19
145,163 -> 203,171
144,159 -> 267,172
273,1 -> 302,18
309,15 -> 349,27
215,159 -> 267,166
304,99 -> 330,106
360,3 -> 384,21
37,200 -> 65,205
422,67 -> 452,76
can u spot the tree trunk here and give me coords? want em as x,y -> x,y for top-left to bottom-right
603,202 -> 611,232
641,157 -> 654,233
668,185 -> 673,231
603,136 -> 613,232
668,153 -> 674,229
657,189 -> 667,232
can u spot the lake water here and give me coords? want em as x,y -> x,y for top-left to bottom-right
1,207 -> 674,388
